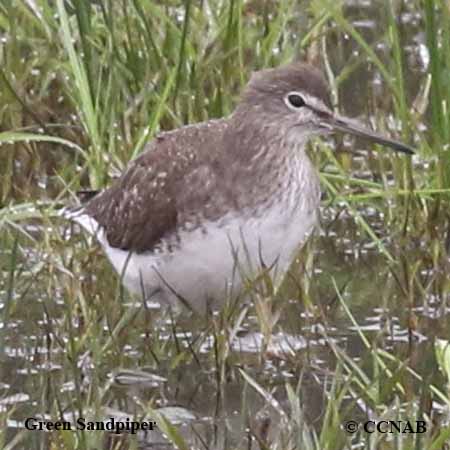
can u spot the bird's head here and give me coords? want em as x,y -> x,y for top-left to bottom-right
237,63 -> 413,155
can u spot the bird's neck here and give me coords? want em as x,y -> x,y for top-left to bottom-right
224,108 -> 309,175
216,109 -> 314,213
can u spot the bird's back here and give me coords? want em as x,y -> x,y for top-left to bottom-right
84,118 -> 234,254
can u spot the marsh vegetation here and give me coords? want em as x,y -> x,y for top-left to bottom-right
1,0 -> 450,448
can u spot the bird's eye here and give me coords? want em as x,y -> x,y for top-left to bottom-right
286,93 -> 306,109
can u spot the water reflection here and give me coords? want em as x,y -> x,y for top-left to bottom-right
1,201 -> 443,448
0,1 -> 444,448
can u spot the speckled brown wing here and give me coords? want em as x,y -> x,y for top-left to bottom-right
84,119 -> 231,253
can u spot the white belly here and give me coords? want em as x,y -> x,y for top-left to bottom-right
71,202 -> 317,312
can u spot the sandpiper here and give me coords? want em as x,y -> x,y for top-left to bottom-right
69,63 -> 413,312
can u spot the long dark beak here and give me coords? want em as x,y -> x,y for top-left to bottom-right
319,114 -> 414,155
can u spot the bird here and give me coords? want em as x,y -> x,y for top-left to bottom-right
67,62 -> 414,313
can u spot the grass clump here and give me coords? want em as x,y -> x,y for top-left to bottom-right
1,0 -> 450,449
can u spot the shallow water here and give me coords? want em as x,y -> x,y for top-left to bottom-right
1,203 -> 445,448
0,0 -> 446,448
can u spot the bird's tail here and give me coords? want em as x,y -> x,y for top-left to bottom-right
58,190 -> 101,236
76,189 -> 100,203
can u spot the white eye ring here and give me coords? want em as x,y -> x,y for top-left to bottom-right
284,92 -> 306,110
